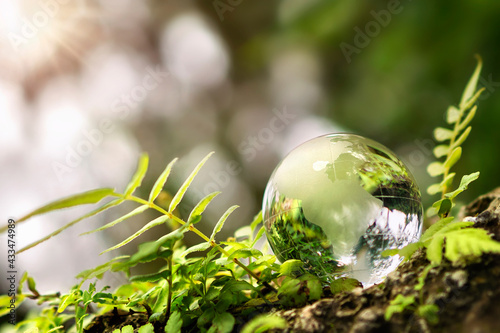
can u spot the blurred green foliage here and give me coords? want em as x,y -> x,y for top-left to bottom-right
197,0 -> 500,205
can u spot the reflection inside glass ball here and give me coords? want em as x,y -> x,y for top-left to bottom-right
262,133 -> 423,286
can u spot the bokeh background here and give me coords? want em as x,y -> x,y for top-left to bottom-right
1,0 -> 500,295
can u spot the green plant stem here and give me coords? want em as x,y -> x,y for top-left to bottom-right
441,115 -> 463,199
166,257 -> 172,317
128,195 -> 277,293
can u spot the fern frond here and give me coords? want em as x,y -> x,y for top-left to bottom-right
427,57 -> 484,217
149,157 -> 178,202
124,153 -> 149,197
169,152 -> 214,213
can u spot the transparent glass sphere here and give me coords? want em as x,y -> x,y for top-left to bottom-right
262,134 -> 423,286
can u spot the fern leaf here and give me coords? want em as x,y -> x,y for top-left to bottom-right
459,55 -> 482,109
187,191 -> 220,223
251,226 -> 266,247
101,215 -> 170,254
81,205 -> 149,235
149,157 -> 178,202
433,145 -> 449,158
18,197 -> 124,254
169,152 -> 214,213
451,126 -> 471,149
433,127 -> 454,142
181,242 -> 211,257
446,106 -> 461,124
124,153 -> 149,196
7,188 -> 117,229
421,217 -> 462,242
444,228 -> 500,263
443,147 -> 462,170
250,211 -> 263,231
381,241 -> 423,261
210,205 -> 239,242
427,162 -> 445,177
458,105 -> 477,131
444,172 -> 480,199
76,255 -> 129,280
427,236 -> 445,264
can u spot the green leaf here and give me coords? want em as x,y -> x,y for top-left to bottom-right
433,145 -> 449,158
427,162 -> 445,177
382,242 -> 423,261
130,270 -> 169,283
462,87 -> 485,111
181,242 -> 211,257
187,191 -> 220,223
210,312 -> 235,333
443,147 -> 462,170
421,217 -> 455,242
427,235 -> 445,264
446,106 -> 460,124
101,215 -> 171,253
436,198 -> 452,217
18,197 -> 124,253
27,276 -> 37,295
76,256 -> 129,280
433,127 -> 454,142
444,172 -> 480,199
251,226 -> 266,247
124,153 -> 149,197
198,307 -> 216,329
228,248 -> 262,260
11,188 -> 116,226
165,311 -> 183,333
127,224 -> 189,265
385,295 -> 416,320
451,126 -> 471,149
440,172 -> 456,189
251,211 -> 263,231
426,184 -> 442,196
307,278 -> 323,300
82,204 -> 149,235
210,205 -> 239,241
460,55 -> 482,109
149,157 -> 178,202
120,326 -> 134,333
169,151 -> 214,213
444,228 -> 500,263
138,323 -> 154,333
279,259 -> 304,276
221,280 -> 256,293
241,314 -> 287,333
458,105 -> 477,131
330,277 -> 362,293
417,304 -> 439,325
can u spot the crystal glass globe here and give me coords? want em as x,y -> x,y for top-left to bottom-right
262,133 -> 423,286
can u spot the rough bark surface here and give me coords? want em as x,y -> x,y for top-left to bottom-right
271,187 -> 500,333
